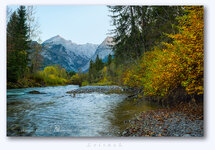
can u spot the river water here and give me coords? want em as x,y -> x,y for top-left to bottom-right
7,85 -> 159,137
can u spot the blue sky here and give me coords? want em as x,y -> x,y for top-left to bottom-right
8,5 -> 113,44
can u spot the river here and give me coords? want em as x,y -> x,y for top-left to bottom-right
7,85 -> 159,136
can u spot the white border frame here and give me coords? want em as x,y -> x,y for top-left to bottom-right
1,0 -> 214,150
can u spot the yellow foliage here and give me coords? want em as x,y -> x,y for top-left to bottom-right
70,74 -> 81,84
34,65 -> 68,85
164,6 -> 204,95
122,6 -> 203,96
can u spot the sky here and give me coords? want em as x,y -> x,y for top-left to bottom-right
8,5 -> 113,44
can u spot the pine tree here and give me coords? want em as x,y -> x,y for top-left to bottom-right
7,12 -> 20,82
16,6 -> 30,77
95,55 -> 100,71
107,54 -> 112,66
108,6 -> 142,64
108,6 -> 184,65
7,6 -> 30,82
88,60 -> 94,82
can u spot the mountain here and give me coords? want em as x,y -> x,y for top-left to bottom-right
41,35 -> 98,72
40,35 -> 114,72
81,37 -> 114,72
43,35 -> 98,59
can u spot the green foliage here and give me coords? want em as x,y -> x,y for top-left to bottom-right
7,6 -> 44,87
7,6 -> 30,82
107,54 -> 112,66
33,65 -> 69,86
29,41 -> 43,73
81,81 -> 89,86
88,55 -> 104,82
70,74 -> 82,85
68,70 -> 76,77
108,6 -> 184,65
70,72 -> 89,86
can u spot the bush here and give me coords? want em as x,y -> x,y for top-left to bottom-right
81,81 -> 89,86
32,65 -> 69,86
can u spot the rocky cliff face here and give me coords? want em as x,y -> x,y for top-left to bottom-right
41,35 -> 98,72
81,37 -> 114,72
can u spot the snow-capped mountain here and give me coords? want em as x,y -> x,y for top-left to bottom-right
81,37 -> 114,72
41,35 -> 114,72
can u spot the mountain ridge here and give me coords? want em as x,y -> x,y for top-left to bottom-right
41,35 -> 114,72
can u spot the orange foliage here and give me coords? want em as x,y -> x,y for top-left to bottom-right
165,6 -> 204,95
122,6 -> 203,96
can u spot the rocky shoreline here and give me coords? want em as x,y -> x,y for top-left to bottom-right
66,86 -> 204,137
120,102 -> 203,137
66,85 -> 125,94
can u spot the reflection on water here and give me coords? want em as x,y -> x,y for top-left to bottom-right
109,98 -> 161,135
7,85 -> 159,136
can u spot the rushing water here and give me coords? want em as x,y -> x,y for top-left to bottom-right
7,85 -> 159,137
7,85 -> 128,136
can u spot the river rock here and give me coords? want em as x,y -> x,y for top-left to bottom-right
28,90 -> 46,94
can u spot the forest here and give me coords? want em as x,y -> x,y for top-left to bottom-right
7,6 -> 203,105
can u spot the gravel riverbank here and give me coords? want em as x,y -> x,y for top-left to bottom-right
66,85 -> 125,94
121,102 -> 203,137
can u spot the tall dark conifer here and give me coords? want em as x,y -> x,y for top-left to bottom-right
108,6 -> 184,65
88,60 -> 94,81
7,12 -> 19,82
16,6 -> 30,77
7,6 -> 30,82
107,54 -> 112,66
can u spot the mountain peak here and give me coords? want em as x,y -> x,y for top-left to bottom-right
101,36 -> 114,46
53,35 -> 66,40
42,35 -> 73,46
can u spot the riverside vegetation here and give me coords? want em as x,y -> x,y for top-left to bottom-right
7,6 -> 203,136
71,6 -> 204,105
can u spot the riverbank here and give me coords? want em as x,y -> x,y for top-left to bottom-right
66,85 -> 126,94
7,80 -> 70,89
120,101 -> 203,137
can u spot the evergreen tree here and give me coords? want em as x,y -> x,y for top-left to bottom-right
7,12 -> 19,82
16,6 -> 30,77
88,60 -> 94,81
95,55 -> 101,71
108,6 -> 143,64
108,6 -> 184,65
107,54 -> 112,66
7,6 -> 30,82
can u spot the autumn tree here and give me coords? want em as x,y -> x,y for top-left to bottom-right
122,6 -> 204,99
